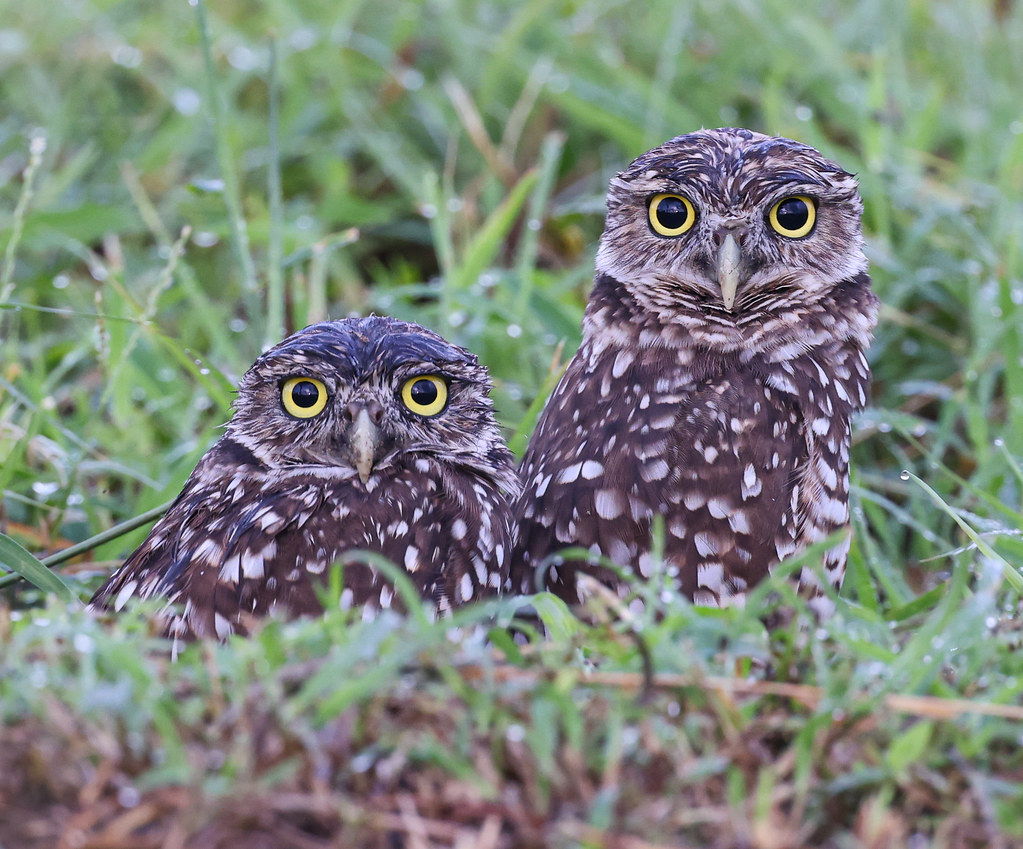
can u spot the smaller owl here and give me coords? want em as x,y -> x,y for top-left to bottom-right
90,317 -> 519,638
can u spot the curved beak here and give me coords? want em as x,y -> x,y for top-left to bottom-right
717,232 -> 741,312
348,408 -> 381,484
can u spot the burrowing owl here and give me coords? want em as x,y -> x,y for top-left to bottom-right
512,128 -> 878,615
91,316 -> 520,637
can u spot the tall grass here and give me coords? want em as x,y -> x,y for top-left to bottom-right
1,0 -> 1022,844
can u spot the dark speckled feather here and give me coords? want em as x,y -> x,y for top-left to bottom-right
512,128 -> 878,615
91,317 -> 519,638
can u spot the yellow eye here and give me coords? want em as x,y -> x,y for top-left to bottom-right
400,375 -> 448,417
281,376 -> 328,419
768,195 -> 816,238
648,193 -> 697,237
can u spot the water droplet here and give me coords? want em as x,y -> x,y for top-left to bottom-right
400,68 -> 425,90
111,44 -> 142,68
73,633 -> 94,653
506,324 -> 522,339
173,87 -> 201,116
227,45 -> 259,71
418,203 -> 437,219
547,72 -> 569,94
229,318 -> 247,333
191,177 -> 225,193
505,723 -> 525,742
900,471 -> 910,481
446,197 -> 463,213
192,230 -> 218,248
877,422 -> 892,433
527,218 -> 542,231
288,27 -> 318,51
52,274 -> 69,290
448,310 -> 466,327
911,424 -> 927,437
32,481 -> 60,497
794,104 -> 814,122
994,438 -> 1005,448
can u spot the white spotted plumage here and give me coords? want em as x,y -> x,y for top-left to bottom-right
512,128 -> 879,613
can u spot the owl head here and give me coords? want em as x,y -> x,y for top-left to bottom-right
224,316 -> 514,488
594,128 -> 867,338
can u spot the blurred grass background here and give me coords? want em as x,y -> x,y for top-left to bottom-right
2,0 -> 1023,846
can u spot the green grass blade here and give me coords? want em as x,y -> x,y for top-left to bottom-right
194,0 -> 258,296
904,471 -> 1023,594
0,532 -> 80,603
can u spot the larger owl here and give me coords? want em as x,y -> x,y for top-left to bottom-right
512,128 -> 878,615
91,316 -> 520,638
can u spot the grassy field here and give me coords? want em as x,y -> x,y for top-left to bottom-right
2,0 -> 1023,845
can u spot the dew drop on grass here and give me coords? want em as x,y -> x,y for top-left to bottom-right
172,87 -> 201,116
507,324 -> 522,339
52,274 -> 69,289
877,422 -> 892,433
229,318 -> 247,333
32,481 -> 59,497
117,786 -> 141,808
505,724 -> 525,743
911,424 -> 927,437
400,68 -> 424,90
192,230 -> 218,247
350,752 -> 375,773
111,44 -> 142,68
227,45 -> 259,71
289,27 -> 318,51
900,471 -> 910,481
666,700 -> 681,717
73,633 -> 94,654
418,203 -> 437,219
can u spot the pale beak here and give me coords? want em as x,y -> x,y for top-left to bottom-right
717,232 -> 741,311
349,408 -> 380,484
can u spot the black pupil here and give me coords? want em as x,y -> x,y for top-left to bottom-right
291,380 -> 320,408
777,198 -> 810,231
655,196 -> 690,230
410,379 -> 438,406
